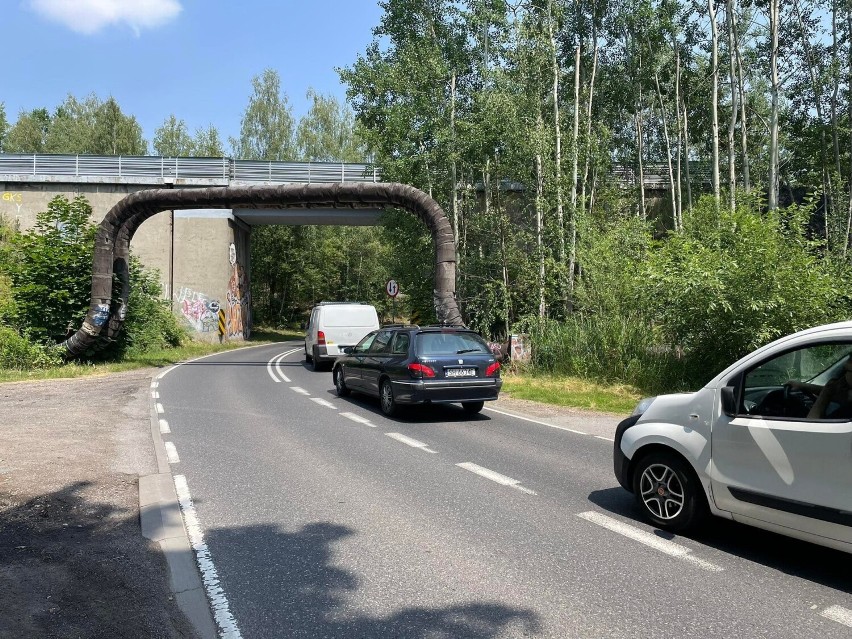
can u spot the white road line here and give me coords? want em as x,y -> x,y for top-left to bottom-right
164,442 -> 180,464
456,462 -> 536,495
484,406 -> 589,435
310,397 -> 337,409
821,605 -> 852,627
266,348 -> 299,383
159,419 -> 170,434
290,386 -> 310,396
150,381 -> 158,389
577,511 -> 723,572
151,391 -> 159,399
174,475 -> 243,639
274,352 -> 293,383
386,433 -> 438,453
156,403 -> 164,414
340,412 -> 376,427
594,435 -> 615,442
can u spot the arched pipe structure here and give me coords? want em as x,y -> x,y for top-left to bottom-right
61,183 -> 462,358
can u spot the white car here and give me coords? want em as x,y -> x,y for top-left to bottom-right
614,321 -> 852,554
304,302 -> 380,371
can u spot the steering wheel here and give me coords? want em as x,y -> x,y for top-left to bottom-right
783,382 -> 818,416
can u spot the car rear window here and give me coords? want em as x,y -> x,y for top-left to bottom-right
323,306 -> 378,327
415,332 -> 490,355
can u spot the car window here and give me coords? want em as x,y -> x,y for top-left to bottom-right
368,330 -> 394,353
415,331 -> 490,355
742,342 -> 852,420
354,332 -> 377,352
391,332 -> 410,355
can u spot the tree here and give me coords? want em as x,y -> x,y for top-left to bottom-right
5,108 -> 51,153
231,69 -> 296,161
153,115 -> 193,156
192,124 -> 225,157
91,97 -> 146,155
0,103 -> 8,152
295,89 -> 365,162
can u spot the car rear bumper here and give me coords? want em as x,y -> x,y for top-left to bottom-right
391,378 -> 502,404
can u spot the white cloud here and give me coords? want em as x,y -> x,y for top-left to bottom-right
29,0 -> 182,35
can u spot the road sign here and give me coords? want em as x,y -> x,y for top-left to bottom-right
386,279 -> 399,298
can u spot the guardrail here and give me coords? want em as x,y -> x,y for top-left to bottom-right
0,153 -> 380,184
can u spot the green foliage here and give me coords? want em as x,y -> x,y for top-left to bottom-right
3,195 -> 97,343
0,326 -> 63,369
230,69 -> 296,161
154,115 -> 225,157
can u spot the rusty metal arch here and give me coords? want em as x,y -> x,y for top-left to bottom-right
61,182 -> 462,358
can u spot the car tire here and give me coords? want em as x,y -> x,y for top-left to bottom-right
380,379 -> 398,416
334,368 -> 350,397
461,401 -> 484,414
311,347 -> 323,372
632,450 -> 708,533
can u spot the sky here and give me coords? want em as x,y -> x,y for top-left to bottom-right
6,0 -> 386,151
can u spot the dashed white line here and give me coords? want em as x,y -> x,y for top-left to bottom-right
310,397 -> 337,409
386,433 -> 438,453
151,391 -> 160,399
577,511 -> 723,572
290,386 -> 310,396
484,406 -> 588,435
150,381 -> 158,389
164,442 -> 180,464
155,403 -> 164,414
159,419 -> 170,434
340,412 -> 376,427
456,462 -> 536,495
821,605 -> 852,627
174,475 -> 243,639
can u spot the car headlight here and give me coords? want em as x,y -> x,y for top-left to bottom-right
632,396 -> 656,416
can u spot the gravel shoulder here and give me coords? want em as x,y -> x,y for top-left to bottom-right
0,365 -> 620,638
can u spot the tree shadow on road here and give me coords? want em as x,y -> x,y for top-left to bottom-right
205,521 -> 541,638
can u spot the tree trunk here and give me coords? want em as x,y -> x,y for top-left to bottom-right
733,6 -> 750,193
683,99 -> 693,210
536,150 -> 546,318
709,0 -> 721,213
726,0 -> 738,211
675,48 -> 683,229
568,43 -> 581,312
768,0 -> 780,211
654,71 -> 678,229
636,93 -> 646,220
450,72 -> 459,267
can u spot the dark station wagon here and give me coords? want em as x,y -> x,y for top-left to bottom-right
331,325 -> 502,416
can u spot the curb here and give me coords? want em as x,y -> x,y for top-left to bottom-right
139,372 -> 217,639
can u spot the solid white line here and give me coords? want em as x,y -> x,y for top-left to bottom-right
310,398 -> 337,409
266,348 -> 299,383
340,412 -> 376,427
577,511 -> 723,572
484,406 -> 588,435
156,403 -> 164,414
821,605 -> 852,627
159,419 -> 170,434
595,435 -> 615,442
150,381 -> 158,389
152,391 -> 159,399
274,352 -> 294,383
173,475 -> 243,639
164,442 -> 180,464
290,386 -> 310,396
386,432 -> 438,453
456,462 -> 536,495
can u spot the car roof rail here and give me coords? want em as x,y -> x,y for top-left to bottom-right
382,323 -> 419,328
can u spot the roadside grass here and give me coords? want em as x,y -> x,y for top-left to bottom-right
500,370 -> 642,415
0,326 -> 303,383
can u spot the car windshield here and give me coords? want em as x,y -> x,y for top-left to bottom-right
415,331 -> 490,355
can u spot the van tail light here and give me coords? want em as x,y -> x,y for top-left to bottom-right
317,330 -> 326,345
408,362 -> 436,378
486,362 -> 501,377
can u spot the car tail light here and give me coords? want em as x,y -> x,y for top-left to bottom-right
486,361 -> 501,377
317,330 -> 326,345
408,362 -> 436,378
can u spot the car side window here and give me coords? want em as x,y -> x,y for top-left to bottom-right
368,330 -> 394,354
391,332 -> 410,355
354,332 -> 377,353
741,342 -> 852,421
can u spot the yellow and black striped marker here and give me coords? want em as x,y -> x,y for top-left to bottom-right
218,309 -> 226,336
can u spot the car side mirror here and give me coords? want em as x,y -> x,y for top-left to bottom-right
721,386 -> 738,416
342,346 -> 354,354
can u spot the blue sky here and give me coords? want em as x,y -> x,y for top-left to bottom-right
7,0 -> 385,152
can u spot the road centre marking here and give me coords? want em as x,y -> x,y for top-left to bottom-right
577,511 -> 723,572
310,398 -> 337,409
821,605 -> 852,627
152,391 -> 159,399
386,433 -> 438,453
159,419 -> 170,434
156,403 -> 164,414
484,407 -> 588,435
595,435 -> 615,442
164,442 -> 180,464
456,462 -> 536,495
274,353 -> 292,383
174,475 -> 243,638
266,348 -> 300,383
290,386 -> 310,395
340,412 -> 376,427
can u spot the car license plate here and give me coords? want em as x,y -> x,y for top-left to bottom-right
446,368 -> 476,378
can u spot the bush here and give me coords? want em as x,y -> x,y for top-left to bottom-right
0,326 -> 63,369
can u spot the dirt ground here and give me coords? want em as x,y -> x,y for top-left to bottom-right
0,369 -> 198,639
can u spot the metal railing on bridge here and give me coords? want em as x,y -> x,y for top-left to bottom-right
0,153 -> 380,185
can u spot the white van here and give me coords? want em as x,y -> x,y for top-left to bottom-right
614,321 -> 852,554
304,302 -> 380,371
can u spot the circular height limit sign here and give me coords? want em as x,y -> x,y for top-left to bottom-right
386,279 -> 399,297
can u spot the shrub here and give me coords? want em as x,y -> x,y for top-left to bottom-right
0,326 -> 63,369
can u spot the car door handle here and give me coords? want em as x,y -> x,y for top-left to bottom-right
689,413 -> 700,420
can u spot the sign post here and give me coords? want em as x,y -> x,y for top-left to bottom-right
386,279 -> 399,322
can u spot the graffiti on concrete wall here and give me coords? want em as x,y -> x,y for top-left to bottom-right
226,261 -> 250,338
2,192 -> 23,215
176,287 -> 220,333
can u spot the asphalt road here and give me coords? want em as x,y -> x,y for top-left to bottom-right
157,342 -> 852,639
